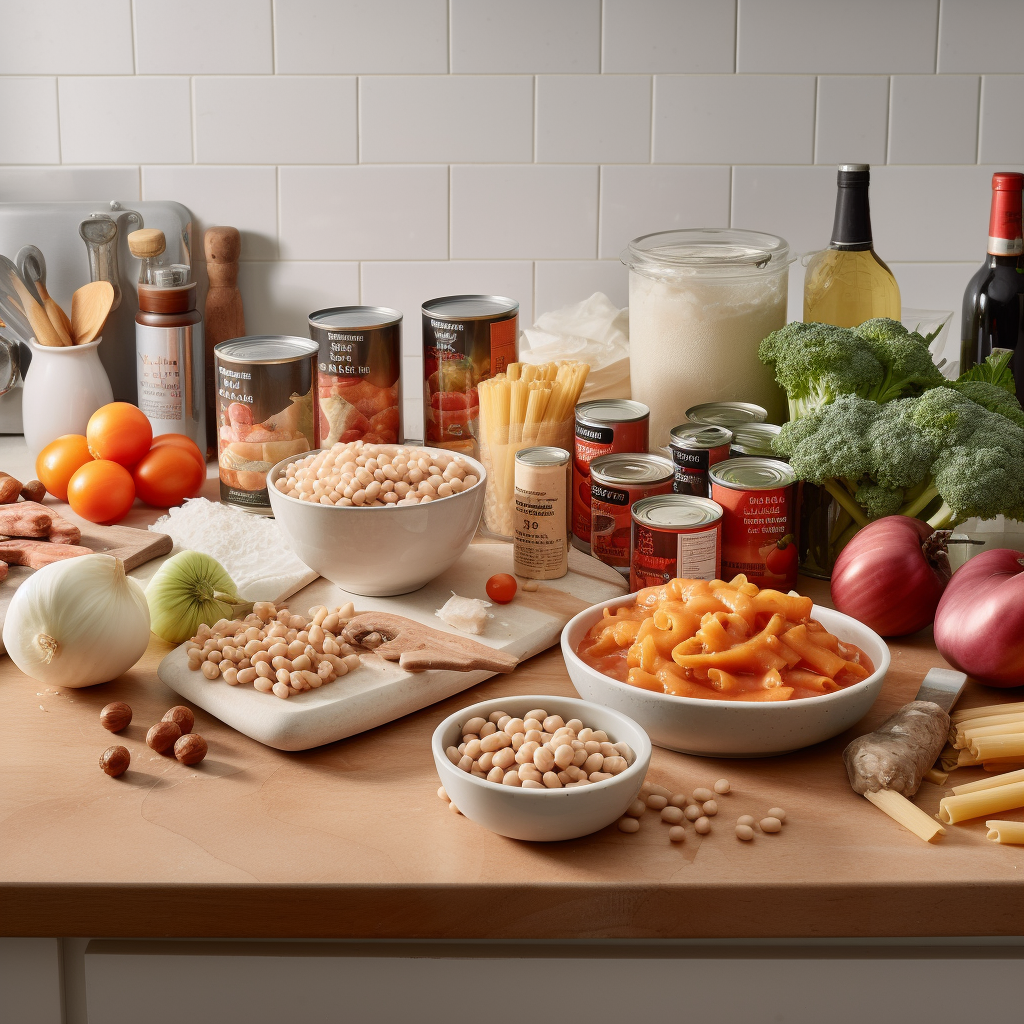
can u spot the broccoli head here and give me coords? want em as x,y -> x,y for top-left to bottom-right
853,318 -> 947,403
947,379 -> 1024,428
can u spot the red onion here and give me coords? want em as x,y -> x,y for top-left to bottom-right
934,548 -> 1024,688
830,516 -> 951,636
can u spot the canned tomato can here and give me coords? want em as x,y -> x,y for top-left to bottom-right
630,494 -> 724,591
514,446 -> 571,580
669,423 -> 733,497
572,399 -> 650,552
729,422 -> 784,459
422,294 -> 518,455
214,335 -> 319,514
590,453 -> 674,576
710,457 -> 798,590
308,306 -> 402,446
685,401 -> 768,427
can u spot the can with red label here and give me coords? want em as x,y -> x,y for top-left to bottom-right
710,457 -> 798,590
590,452 -> 673,576
572,399 -> 649,552
630,494 -> 723,591
669,422 -> 733,497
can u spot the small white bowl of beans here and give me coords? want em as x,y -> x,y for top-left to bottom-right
267,440 -> 486,597
432,695 -> 652,842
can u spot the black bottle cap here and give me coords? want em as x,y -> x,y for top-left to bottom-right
831,164 -> 872,250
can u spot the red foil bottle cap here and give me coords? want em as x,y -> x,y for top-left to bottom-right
992,172 -> 1024,191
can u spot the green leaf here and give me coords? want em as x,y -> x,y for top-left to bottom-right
956,350 -> 1016,394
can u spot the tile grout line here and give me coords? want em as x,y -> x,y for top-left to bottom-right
733,0 -> 739,74
270,0 -> 277,75
130,0 -> 138,74
190,77 -> 197,164
934,0 -> 942,74
885,76 -> 893,165
599,0 -> 604,73
974,75 -> 982,164
811,76 -> 819,165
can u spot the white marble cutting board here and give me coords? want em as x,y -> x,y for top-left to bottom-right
158,543 -> 627,750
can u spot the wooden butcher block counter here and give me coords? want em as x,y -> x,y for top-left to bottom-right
0,465 -> 1021,940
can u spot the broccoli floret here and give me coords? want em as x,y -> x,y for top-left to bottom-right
854,481 -> 905,519
775,394 -> 878,483
947,379 -> 1024,428
957,350 -> 1016,393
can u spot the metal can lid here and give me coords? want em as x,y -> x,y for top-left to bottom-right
669,422 -> 733,450
576,398 -> 650,426
685,402 -> 768,426
309,306 -> 402,330
515,446 -> 570,468
710,457 -> 796,490
729,422 -> 782,457
215,335 -> 319,364
422,294 -> 518,320
632,494 -> 723,529
590,452 -> 673,487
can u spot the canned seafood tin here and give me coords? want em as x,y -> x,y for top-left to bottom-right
215,335 -> 320,513
572,398 -> 650,552
308,306 -> 402,446
685,401 -> 768,427
669,423 -> 733,498
730,422 -> 784,459
590,453 -> 674,575
710,457 -> 798,590
630,494 -> 723,591
422,294 -> 518,455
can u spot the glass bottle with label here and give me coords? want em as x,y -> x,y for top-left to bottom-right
129,228 -> 206,452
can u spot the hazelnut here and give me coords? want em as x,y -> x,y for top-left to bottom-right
99,745 -> 130,777
162,705 -> 194,735
174,733 -> 208,765
100,701 -> 132,732
147,720 -> 181,754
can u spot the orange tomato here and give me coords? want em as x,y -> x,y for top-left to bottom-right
132,445 -> 205,509
67,460 -> 136,524
150,433 -> 206,495
35,434 -> 93,502
86,402 -> 153,467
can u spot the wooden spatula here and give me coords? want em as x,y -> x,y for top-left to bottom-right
34,280 -> 73,346
9,273 -> 64,347
71,281 -> 115,345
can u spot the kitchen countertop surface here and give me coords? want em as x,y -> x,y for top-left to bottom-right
0,437 -> 1021,941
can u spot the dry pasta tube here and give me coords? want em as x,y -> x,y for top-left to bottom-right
923,768 -> 948,787
985,820 -> 1024,845
952,767 -> 1024,796
863,790 -> 945,843
968,733 -> 1024,761
951,701 -> 1024,725
953,711 -> 1024,747
938,781 -> 1024,824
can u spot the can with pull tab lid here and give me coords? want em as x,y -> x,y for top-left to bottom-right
630,494 -> 723,591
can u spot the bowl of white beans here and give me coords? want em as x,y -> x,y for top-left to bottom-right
267,441 -> 486,597
432,695 -> 652,842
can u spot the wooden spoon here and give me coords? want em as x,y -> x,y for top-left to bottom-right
9,272 -> 64,348
71,281 -> 115,345
34,280 -> 73,346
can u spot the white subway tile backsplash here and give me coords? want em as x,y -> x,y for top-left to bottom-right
888,76 -> 979,165
0,79 -> 60,165
815,77 -> 889,166
279,166 -> 449,260
654,76 -> 815,165
599,165 -> 731,258
738,0 -> 938,74
135,0 -> 273,75
731,165 -> 837,254
195,77 -> 356,165
602,0 -> 735,74
938,0 -> 1024,73
142,166 -> 278,260
359,77 -> 533,164
450,0 -> 600,74
0,167 -> 140,203
451,166 -> 598,259
274,0 -> 448,74
58,78 -> 192,164
237,260 -> 359,338
0,0 -> 133,75
536,76 -> 651,164
978,77 -> 1024,164
533,261 -> 629,316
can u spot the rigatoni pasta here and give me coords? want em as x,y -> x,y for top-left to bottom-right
863,790 -> 946,843
985,820 -> 1024,845
938,781 -> 1024,824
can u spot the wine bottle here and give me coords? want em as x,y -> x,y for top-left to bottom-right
960,172 -> 1024,389
803,164 -> 901,327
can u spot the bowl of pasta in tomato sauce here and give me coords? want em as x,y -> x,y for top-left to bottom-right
560,577 -> 890,757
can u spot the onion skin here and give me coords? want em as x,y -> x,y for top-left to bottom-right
934,548 -> 1024,688
830,516 -> 950,637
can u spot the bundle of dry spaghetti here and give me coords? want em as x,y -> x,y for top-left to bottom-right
478,361 -> 589,537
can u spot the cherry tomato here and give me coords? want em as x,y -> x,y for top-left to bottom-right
132,445 -> 205,509
67,460 -> 136,524
485,573 -> 518,604
86,402 -> 153,467
35,434 -> 93,502
150,433 -> 207,495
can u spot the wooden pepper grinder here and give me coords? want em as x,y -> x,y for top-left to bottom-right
203,226 -> 245,455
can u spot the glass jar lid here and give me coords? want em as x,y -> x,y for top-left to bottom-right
621,228 -> 793,277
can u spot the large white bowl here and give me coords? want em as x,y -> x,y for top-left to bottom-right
432,695 -> 652,842
267,446 -> 486,597
561,595 -> 890,757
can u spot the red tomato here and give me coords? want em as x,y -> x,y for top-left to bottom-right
133,445 -> 205,509
86,403 -> 153,467
485,573 -> 518,604
150,433 -> 207,495
67,460 -> 136,524
35,434 -> 93,502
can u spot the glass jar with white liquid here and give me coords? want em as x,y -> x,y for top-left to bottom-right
621,229 -> 793,447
